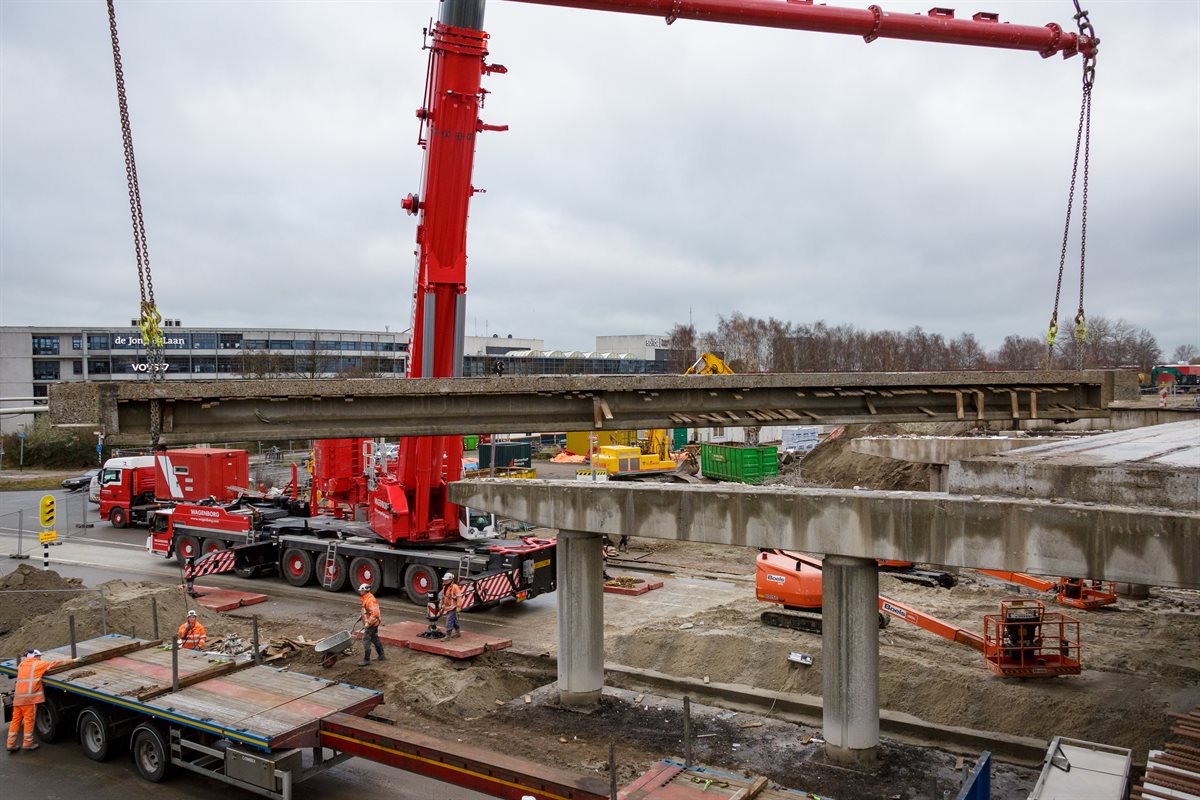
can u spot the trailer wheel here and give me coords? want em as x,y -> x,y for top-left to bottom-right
403,564 -> 439,605
36,694 -> 75,743
77,706 -> 113,762
201,538 -> 228,556
130,723 -> 172,782
110,507 -> 128,529
317,553 -> 349,592
351,557 -> 383,595
234,565 -> 261,579
282,548 -> 315,586
175,535 -> 201,566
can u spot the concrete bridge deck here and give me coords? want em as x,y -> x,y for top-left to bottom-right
49,370 -> 1135,445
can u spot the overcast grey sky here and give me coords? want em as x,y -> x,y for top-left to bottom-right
1,0 -> 1197,355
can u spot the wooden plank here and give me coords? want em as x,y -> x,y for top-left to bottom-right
1132,785 -> 1188,800
729,776 -> 769,800
45,638 -> 163,674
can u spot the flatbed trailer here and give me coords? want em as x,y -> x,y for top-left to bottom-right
1,634 -> 381,799
148,502 -> 557,608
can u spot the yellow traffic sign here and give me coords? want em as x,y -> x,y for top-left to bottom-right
39,530 -> 57,544
39,495 -> 56,528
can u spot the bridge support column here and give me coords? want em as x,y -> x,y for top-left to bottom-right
1116,583 -> 1150,599
556,529 -> 604,708
929,464 -> 949,492
822,554 -> 879,765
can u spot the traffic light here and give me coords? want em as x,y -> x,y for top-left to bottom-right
39,495 -> 56,529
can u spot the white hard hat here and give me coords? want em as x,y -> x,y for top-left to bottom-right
358,583 -> 371,592
187,610 -> 198,617
28,649 -> 42,658
442,572 -> 454,581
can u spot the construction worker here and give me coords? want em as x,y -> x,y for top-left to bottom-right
602,536 -> 614,581
7,649 -> 73,753
177,609 -> 207,650
440,572 -> 463,639
358,583 -> 385,664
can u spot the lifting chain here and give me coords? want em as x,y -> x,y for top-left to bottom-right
107,0 -> 166,445
1046,0 -> 1097,370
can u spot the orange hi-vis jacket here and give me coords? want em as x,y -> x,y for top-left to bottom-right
360,592 -> 381,628
178,619 -> 208,650
14,655 -> 69,707
441,581 -> 464,614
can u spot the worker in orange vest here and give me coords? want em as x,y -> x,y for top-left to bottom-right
177,609 -> 207,650
440,572 -> 464,639
357,583 -> 385,665
7,649 -> 73,753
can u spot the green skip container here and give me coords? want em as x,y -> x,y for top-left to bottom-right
463,434 -> 480,451
700,443 -> 779,485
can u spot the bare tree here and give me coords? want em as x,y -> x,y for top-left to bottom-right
242,349 -> 289,379
294,341 -> 333,379
1171,343 -> 1199,364
665,324 -> 697,373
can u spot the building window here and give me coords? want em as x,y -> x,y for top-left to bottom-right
294,339 -> 315,350
192,332 -> 217,349
88,358 -> 111,374
31,336 -> 59,355
166,357 -> 190,373
219,333 -> 242,349
32,361 -> 60,380
72,335 -> 83,350
164,334 -> 190,349
270,340 -> 294,350
217,356 -> 242,373
73,360 -> 83,375
242,339 -> 268,350
32,384 -> 48,398
319,340 -> 339,350
192,356 -> 217,374
87,334 -> 110,350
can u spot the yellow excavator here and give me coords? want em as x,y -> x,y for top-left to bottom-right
640,352 -> 737,466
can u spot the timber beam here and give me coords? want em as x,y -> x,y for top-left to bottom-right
49,370 -> 1136,445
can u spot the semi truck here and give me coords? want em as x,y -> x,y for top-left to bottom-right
98,448 -> 250,529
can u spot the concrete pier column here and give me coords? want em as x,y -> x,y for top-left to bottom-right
822,554 -> 879,765
556,529 -> 604,708
1115,583 -> 1151,599
929,464 -> 949,492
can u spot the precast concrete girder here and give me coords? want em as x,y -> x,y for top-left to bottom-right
50,370 -> 1135,445
449,480 -> 1200,589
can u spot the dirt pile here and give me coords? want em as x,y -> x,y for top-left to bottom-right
0,569 -> 244,655
775,422 -> 971,490
0,565 -> 85,638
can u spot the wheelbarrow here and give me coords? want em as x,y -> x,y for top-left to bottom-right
315,620 -> 361,668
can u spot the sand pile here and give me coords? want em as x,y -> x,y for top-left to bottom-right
0,573 -> 244,656
0,565 -> 85,638
775,422 -> 970,490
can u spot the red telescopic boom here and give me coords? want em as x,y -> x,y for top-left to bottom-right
506,0 -> 1097,58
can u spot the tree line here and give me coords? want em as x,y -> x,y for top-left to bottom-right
664,314 -> 1183,375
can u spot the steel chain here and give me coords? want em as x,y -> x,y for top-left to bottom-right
107,0 -> 165,445
1046,1 -> 1097,370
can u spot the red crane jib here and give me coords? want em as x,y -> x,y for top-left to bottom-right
508,0 -> 1097,58
390,0 -> 1093,545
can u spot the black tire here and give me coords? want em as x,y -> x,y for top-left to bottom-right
35,695 -> 74,743
201,538 -> 228,556
317,553 -> 349,592
234,565 -> 261,579
130,723 -> 172,782
110,507 -> 128,529
175,535 -> 201,566
77,706 -> 112,762
281,548 -> 315,586
403,564 -> 439,605
351,557 -> 384,596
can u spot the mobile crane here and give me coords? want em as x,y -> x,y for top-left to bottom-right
757,550 -> 1082,677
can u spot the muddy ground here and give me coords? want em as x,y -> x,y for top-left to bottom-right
2,424 -> 1196,798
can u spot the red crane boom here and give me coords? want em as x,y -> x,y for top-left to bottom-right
381,0 -> 1095,544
